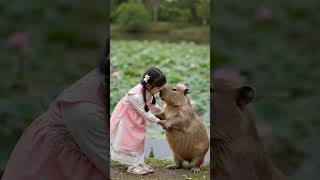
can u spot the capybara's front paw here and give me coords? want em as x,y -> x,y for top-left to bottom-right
191,167 -> 201,173
164,122 -> 172,129
166,164 -> 181,170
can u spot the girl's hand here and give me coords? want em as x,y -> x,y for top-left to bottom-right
158,120 -> 169,130
155,113 -> 165,120
157,120 -> 167,126
158,120 -> 173,131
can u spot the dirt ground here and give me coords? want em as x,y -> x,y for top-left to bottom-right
111,158 -> 210,180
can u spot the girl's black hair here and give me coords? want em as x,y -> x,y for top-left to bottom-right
140,67 -> 166,112
99,37 -> 109,177
99,38 -> 110,119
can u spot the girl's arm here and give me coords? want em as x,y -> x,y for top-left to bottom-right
128,94 -> 161,123
61,102 -> 108,177
149,102 -> 163,114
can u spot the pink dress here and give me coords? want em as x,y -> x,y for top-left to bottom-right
110,83 -> 162,166
2,69 -> 107,180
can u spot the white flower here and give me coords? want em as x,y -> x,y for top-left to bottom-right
143,74 -> 150,83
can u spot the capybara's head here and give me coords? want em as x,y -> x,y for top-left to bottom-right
212,68 -> 255,173
159,85 -> 190,107
213,69 -> 254,112
212,68 -> 255,136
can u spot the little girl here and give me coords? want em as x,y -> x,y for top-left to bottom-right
110,67 -> 167,175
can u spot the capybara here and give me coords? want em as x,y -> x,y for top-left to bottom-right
212,68 -> 288,180
157,84 -> 209,173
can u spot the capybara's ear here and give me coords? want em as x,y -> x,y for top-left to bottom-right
176,83 -> 188,90
236,86 -> 254,107
184,88 -> 189,95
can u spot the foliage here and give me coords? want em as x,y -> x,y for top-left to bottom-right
159,1 -> 192,22
115,2 -> 151,31
111,0 -> 210,24
196,0 -> 210,25
143,0 -> 165,22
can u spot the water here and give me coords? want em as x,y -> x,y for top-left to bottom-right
111,31 -> 209,44
144,128 -> 210,163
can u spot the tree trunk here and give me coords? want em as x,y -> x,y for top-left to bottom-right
151,0 -> 162,22
190,6 -> 198,22
153,6 -> 159,22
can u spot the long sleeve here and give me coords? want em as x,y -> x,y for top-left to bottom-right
61,102 -> 108,177
149,102 -> 163,114
128,94 -> 160,123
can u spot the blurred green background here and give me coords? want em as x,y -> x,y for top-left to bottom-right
0,0 -> 107,175
1,0 -> 319,179
213,0 -> 320,179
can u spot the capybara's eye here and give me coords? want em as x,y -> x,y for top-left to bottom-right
172,88 -> 177,91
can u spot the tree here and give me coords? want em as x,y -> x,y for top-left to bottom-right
158,0 -> 192,23
196,0 -> 210,25
181,0 -> 199,22
116,2 -> 151,32
144,0 -> 165,22
111,0 -> 128,21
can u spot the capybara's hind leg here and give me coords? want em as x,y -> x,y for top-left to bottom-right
191,156 -> 204,173
167,154 -> 183,170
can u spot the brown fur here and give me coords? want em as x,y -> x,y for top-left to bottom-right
212,69 -> 289,180
158,85 -> 209,173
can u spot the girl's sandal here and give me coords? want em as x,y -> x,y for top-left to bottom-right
139,163 -> 154,173
127,165 -> 148,175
